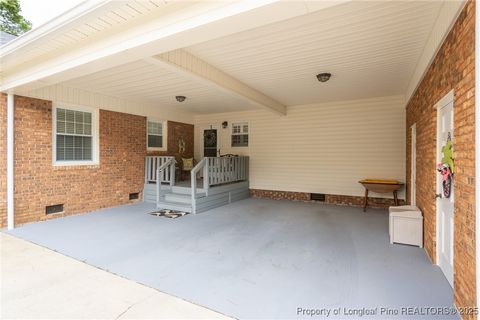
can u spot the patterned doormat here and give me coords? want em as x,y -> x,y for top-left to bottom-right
149,209 -> 189,219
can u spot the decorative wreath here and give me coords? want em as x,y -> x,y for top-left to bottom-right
204,131 -> 217,147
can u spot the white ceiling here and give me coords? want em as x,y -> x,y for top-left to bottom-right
62,0 -> 444,113
187,1 -> 443,106
63,59 -> 259,114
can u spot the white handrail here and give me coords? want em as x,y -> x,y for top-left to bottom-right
190,156 -> 249,213
191,158 -> 207,213
156,157 -> 176,204
145,156 -> 175,183
206,156 -> 249,186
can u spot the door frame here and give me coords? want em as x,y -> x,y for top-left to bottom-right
435,90 -> 454,282
410,123 -> 417,206
201,124 -> 221,157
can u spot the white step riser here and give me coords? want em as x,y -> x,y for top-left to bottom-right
146,181 -> 249,213
171,187 -> 205,194
164,194 -> 193,204
157,202 -> 192,213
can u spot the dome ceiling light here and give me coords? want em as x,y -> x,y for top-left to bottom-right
316,73 -> 332,82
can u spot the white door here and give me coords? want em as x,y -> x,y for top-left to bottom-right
436,99 -> 454,287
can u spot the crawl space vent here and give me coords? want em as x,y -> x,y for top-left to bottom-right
129,192 -> 140,200
46,204 -> 64,215
310,193 -> 326,202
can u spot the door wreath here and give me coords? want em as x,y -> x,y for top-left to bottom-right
437,133 -> 454,198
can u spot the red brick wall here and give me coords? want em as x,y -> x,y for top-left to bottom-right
0,94 -> 7,227
250,189 -> 404,209
10,96 -> 146,225
147,120 -> 194,163
0,95 -> 194,227
405,1 -> 475,315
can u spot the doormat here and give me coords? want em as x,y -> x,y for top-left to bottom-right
149,209 -> 189,219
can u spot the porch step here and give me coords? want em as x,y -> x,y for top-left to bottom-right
169,185 -> 206,194
156,200 -> 192,213
164,193 -> 206,204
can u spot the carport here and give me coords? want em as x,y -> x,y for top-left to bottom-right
7,199 -> 455,319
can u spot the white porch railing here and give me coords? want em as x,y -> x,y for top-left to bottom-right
145,156 -> 176,184
206,156 -> 248,186
190,156 -> 249,212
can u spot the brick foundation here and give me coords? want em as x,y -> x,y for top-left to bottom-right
405,1 -> 476,315
250,189 -> 405,209
0,95 -> 194,227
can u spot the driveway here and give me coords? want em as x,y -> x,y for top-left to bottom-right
6,199 -> 457,319
1,233 -> 231,319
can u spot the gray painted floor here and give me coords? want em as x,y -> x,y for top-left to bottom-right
7,199 -> 457,319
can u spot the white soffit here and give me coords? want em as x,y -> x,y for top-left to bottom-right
62,59 -> 260,114
1,1 -> 348,92
187,1 -> 445,106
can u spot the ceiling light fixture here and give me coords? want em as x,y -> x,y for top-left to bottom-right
175,95 -> 186,102
316,73 -> 331,82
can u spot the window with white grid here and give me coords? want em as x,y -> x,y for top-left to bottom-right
147,120 -> 166,150
231,122 -> 249,147
55,107 -> 94,162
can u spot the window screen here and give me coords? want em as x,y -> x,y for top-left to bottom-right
231,123 -> 249,147
56,108 -> 93,161
147,121 -> 164,148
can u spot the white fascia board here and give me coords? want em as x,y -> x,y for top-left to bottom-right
1,1 -> 349,93
0,0 -> 113,55
146,50 -> 286,115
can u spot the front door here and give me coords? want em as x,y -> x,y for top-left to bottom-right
437,98 -> 454,287
203,128 -> 218,157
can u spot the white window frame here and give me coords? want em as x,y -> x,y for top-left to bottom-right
231,122 -> 249,147
52,104 -> 99,166
147,119 -> 167,151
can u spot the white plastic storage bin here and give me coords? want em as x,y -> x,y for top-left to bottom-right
389,206 -> 423,247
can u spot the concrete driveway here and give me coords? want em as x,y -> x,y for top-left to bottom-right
1,233 -> 231,319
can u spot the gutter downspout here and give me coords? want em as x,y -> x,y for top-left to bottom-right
476,0 -> 479,310
7,93 -> 14,229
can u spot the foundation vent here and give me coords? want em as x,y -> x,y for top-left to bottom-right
129,192 -> 140,200
310,193 -> 326,202
46,204 -> 64,215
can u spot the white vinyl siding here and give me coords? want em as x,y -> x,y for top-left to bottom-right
53,105 -> 99,166
231,122 -> 249,147
194,95 -> 406,199
147,120 -> 167,150
20,84 -> 195,124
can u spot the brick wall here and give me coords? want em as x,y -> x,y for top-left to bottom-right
0,95 -> 194,227
10,96 -> 146,225
250,189 -> 404,209
0,94 -> 6,227
147,120 -> 194,163
405,1 -> 475,315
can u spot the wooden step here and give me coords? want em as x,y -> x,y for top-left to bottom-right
164,193 -> 192,204
156,200 -> 192,213
168,186 -> 206,194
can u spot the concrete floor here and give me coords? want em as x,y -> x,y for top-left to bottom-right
1,233 -> 231,319
6,199 -> 457,319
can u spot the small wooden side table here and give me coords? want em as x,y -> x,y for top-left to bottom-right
359,179 -> 404,212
